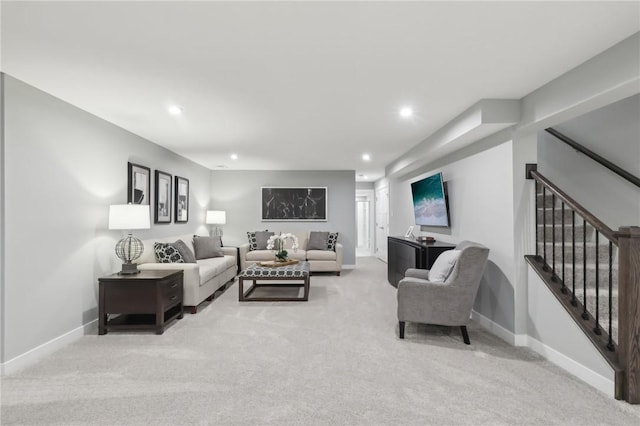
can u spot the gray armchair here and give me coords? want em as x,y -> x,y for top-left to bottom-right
396,241 -> 489,344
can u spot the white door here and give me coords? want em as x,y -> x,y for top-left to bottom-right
355,190 -> 375,257
375,185 -> 389,262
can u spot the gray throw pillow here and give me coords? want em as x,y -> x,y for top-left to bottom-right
192,236 -> 224,260
308,231 -> 329,250
172,239 -> 196,263
254,231 -> 274,250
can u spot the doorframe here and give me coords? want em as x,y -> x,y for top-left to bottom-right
375,184 -> 389,262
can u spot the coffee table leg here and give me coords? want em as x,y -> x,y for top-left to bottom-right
239,277 -> 244,301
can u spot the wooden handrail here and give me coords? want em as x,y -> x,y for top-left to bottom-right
545,128 -> 640,188
531,170 -> 618,244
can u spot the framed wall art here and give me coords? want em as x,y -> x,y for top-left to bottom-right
174,176 -> 189,223
127,162 -> 150,205
261,187 -> 327,221
154,170 -> 172,224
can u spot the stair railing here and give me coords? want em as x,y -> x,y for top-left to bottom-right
526,166 -> 640,403
545,128 -> 640,188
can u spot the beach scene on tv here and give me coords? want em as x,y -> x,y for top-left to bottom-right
411,173 -> 449,227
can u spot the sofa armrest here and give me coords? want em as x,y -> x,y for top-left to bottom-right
221,246 -> 238,259
239,243 -> 251,270
335,243 -> 344,268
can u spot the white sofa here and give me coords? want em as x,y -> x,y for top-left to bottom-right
239,231 -> 343,275
137,234 -> 237,313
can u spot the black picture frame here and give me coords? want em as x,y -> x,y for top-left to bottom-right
127,162 -> 150,205
174,176 -> 189,223
261,187 -> 327,221
154,170 -> 172,224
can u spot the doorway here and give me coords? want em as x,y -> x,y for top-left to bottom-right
375,185 -> 389,262
355,190 -> 375,257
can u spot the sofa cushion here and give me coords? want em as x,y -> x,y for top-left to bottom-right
173,239 -> 197,263
308,232 -> 329,250
306,249 -> 337,261
428,249 -> 461,283
197,255 -> 236,285
154,242 -> 185,263
193,236 -> 224,259
327,232 -> 339,251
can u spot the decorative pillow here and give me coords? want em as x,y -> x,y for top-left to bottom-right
308,231 -> 329,250
327,232 -> 339,251
173,239 -> 196,263
193,235 -> 224,260
428,249 -> 461,283
154,242 -> 185,263
254,231 -> 274,250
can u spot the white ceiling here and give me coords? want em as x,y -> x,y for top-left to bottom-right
2,1 -> 639,181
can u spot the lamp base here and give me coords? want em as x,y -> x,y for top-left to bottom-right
119,262 -> 140,275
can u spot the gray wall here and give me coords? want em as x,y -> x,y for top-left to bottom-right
210,170 -> 356,266
388,133 -> 517,333
1,74 -> 211,363
538,94 -> 640,229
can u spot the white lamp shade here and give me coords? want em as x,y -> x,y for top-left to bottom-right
108,204 -> 151,230
206,210 -> 226,225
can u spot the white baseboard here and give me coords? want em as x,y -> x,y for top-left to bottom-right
526,336 -> 614,397
471,311 -> 527,346
1,319 -> 97,376
342,264 -> 356,270
471,311 -> 614,397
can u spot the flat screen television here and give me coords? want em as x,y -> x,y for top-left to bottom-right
410,172 -> 450,227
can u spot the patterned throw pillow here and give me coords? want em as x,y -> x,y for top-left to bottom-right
247,231 -> 272,251
247,232 -> 258,251
327,232 -> 339,251
154,242 -> 185,263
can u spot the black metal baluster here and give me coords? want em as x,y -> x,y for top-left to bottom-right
607,240 -> 615,351
535,181 -> 539,259
561,202 -> 567,293
594,231 -> 601,335
542,187 -> 548,271
582,219 -> 589,320
571,210 -> 577,306
552,194 -> 557,281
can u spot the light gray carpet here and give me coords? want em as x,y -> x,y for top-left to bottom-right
2,257 -> 640,425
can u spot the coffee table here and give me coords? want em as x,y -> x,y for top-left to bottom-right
238,261 -> 310,302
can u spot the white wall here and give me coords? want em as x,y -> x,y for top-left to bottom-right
1,75 -> 212,368
209,170 -> 356,266
527,269 -> 614,395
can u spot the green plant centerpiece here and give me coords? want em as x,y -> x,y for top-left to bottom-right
266,233 -> 299,262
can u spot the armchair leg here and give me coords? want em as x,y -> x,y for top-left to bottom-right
399,321 -> 405,339
460,326 -> 470,344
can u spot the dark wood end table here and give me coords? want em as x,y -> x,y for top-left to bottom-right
98,269 -> 184,335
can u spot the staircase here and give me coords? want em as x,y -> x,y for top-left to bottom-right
536,193 -> 619,343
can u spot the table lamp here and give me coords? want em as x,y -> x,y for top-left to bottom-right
206,210 -> 226,237
109,204 -> 150,275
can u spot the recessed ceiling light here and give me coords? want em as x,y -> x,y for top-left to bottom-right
359,174 -> 368,179
230,153 -> 239,160
399,107 -> 413,118
362,153 -> 371,161
168,105 -> 183,115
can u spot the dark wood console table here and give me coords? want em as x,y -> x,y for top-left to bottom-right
98,269 -> 184,335
387,236 -> 455,287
